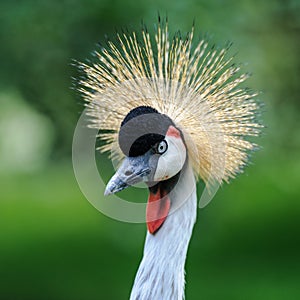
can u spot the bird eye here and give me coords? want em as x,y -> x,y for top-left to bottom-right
156,140 -> 168,154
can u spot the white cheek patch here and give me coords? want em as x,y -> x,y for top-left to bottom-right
153,135 -> 186,181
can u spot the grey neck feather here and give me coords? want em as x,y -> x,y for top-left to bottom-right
130,162 -> 197,300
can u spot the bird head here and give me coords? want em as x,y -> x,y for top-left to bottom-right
105,106 -> 187,234
78,21 -> 262,233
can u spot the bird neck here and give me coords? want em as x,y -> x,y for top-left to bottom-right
130,162 -> 197,300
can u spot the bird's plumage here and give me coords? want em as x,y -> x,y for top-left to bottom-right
78,21 -> 261,186
77,19 -> 262,300
130,161 -> 197,300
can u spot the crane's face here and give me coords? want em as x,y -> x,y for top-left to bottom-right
104,106 -> 187,234
104,125 -> 186,195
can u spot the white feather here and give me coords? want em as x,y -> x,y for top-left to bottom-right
153,135 -> 187,182
130,162 -> 197,300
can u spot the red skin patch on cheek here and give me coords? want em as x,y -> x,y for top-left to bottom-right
166,125 -> 180,138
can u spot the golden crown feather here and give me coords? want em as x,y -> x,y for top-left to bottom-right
78,20 -> 262,186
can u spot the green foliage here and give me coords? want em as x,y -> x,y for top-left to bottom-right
0,0 -> 299,299
0,0 -> 299,157
1,154 -> 300,299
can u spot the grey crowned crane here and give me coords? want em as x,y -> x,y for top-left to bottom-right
78,21 -> 261,300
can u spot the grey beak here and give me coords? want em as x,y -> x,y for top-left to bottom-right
104,154 -> 151,196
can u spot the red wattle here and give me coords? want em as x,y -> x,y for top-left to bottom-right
146,187 -> 170,234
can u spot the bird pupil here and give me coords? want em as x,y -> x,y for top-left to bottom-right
157,140 -> 167,154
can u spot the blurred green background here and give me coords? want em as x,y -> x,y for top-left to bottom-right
1,0 -> 300,299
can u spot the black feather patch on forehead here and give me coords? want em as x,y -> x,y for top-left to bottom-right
119,106 -> 174,157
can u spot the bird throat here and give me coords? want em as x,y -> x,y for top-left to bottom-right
146,172 -> 180,234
